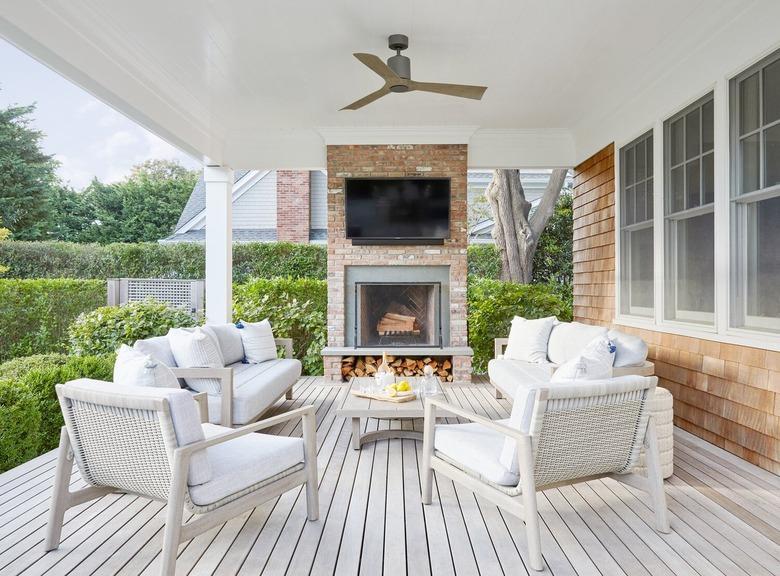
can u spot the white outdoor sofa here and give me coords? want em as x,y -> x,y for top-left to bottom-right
45,379 -> 318,576
422,375 -> 670,572
489,321 -> 674,478
134,324 -> 301,427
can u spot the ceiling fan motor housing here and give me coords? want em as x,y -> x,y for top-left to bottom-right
387,34 -> 410,92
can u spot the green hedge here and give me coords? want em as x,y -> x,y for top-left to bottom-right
0,241 -> 327,282
467,278 -> 573,373
233,278 -> 327,375
0,353 -> 114,472
68,300 -> 196,356
0,279 -> 106,362
467,244 -> 502,279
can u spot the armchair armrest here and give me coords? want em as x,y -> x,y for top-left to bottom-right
275,338 -> 294,359
424,397 -> 528,442
170,367 -> 234,426
192,392 -> 209,423
494,338 -> 509,359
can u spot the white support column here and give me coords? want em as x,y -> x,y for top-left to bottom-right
204,165 -> 233,324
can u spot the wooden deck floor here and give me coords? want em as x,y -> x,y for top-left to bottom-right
0,376 -> 778,576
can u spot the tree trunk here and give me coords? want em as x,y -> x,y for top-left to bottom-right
486,168 -> 568,283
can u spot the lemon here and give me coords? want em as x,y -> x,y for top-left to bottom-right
386,387 -> 398,397
396,381 -> 411,392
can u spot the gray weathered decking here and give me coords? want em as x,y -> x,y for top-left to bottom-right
0,376 -> 778,575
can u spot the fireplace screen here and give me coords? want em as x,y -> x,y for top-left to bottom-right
355,282 -> 442,347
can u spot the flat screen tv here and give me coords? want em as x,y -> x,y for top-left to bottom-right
345,178 -> 450,244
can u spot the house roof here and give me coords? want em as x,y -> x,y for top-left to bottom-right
175,169 -> 251,231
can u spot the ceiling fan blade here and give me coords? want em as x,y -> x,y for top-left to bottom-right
409,81 -> 487,100
340,86 -> 391,110
353,53 -> 401,84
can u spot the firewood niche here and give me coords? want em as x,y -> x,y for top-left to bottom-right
341,355 -> 452,382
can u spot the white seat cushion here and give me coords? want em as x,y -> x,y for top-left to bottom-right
113,345 -> 179,389
133,336 -> 177,368
206,359 -> 302,425
488,358 -> 553,399
204,324 -> 245,365
547,322 -> 609,365
168,327 -> 225,394
504,316 -> 557,363
608,329 -> 649,367
189,423 -> 304,507
435,420 -> 518,486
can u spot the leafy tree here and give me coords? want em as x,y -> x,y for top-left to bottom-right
45,185 -> 95,242
0,100 -> 59,239
532,191 -> 573,285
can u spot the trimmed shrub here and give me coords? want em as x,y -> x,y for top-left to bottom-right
0,240 -> 327,282
68,300 -> 196,356
467,278 -> 573,373
0,279 -> 105,362
0,379 -> 41,473
233,278 -> 327,375
467,244 -> 502,279
0,353 -> 70,380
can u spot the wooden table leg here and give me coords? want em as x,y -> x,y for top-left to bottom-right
351,417 -> 361,450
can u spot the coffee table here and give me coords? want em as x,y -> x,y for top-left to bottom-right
336,376 -> 455,449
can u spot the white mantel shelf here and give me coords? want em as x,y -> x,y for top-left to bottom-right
322,346 -> 473,357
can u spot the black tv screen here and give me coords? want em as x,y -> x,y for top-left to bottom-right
345,178 -> 450,244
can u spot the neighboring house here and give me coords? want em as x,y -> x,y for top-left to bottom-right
162,169 -> 328,244
164,168 -> 570,244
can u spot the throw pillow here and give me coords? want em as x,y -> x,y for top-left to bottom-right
550,336 -> 616,382
238,319 -> 277,363
113,345 -> 180,389
503,316 -> 557,363
168,327 -> 224,394
607,329 -> 649,367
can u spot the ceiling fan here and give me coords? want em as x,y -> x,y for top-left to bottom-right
341,34 -> 487,110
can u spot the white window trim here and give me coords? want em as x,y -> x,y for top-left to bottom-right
613,61 -> 780,351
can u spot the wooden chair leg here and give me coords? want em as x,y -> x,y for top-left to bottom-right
286,387 -> 294,401
644,417 -> 671,533
302,411 -> 319,521
421,401 -> 436,505
160,468 -> 187,575
519,436 -> 543,571
44,428 -> 73,551
494,387 -> 503,399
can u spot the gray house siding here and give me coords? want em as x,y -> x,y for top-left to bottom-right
229,171 -> 277,229
310,170 -> 327,230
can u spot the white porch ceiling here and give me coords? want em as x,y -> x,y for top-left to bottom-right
0,0 -> 777,168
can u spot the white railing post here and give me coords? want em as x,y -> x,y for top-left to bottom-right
204,165 -> 233,324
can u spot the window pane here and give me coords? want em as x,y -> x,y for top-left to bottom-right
671,118 -> 684,165
635,181 -> 646,223
635,140 -> 646,181
763,58 -> 780,125
702,99 -> 714,152
647,140 -> 653,175
740,72 -> 760,135
686,109 -> 700,160
673,213 -> 715,321
740,133 -> 760,194
686,159 -> 701,209
630,227 -> 654,313
624,185 -> 635,225
702,153 -> 714,205
624,147 -> 635,185
646,177 -> 654,217
746,196 -> 780,326
670,166 -> 685,213
765,123 -> 780,188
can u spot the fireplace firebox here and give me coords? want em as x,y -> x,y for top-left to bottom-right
355,282 -> 442,347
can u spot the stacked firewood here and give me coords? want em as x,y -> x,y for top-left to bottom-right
341,355 -> 452,381
376,312 -> 420,335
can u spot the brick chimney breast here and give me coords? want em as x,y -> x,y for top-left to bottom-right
277,170 -> 311,243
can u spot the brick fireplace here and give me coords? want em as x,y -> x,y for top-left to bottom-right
322,144 -> 472,383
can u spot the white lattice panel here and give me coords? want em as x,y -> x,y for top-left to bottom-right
107,278 -> 204,314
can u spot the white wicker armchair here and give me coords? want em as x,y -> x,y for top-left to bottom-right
421,375 -> 670,572
44,379 -> 319,575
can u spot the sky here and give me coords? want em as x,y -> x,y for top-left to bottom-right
0,38 -> 201,191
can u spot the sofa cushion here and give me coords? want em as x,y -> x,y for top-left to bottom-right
238,319 -> 277,364
435,420 -> 518,486
547,322 -> 609,365
168,327 -> 225,394
189,423 -> 304,507
488,358 -> 552,400
206,358 -> 302,425
504,316 -> 557,363
133,336 -> 177,368
608,329 -> 649,367
550,336 -> 616,383
203,324 -> 245,365
113,345 -> 179,389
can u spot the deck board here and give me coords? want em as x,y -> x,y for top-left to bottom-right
0,376 -> 778,576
